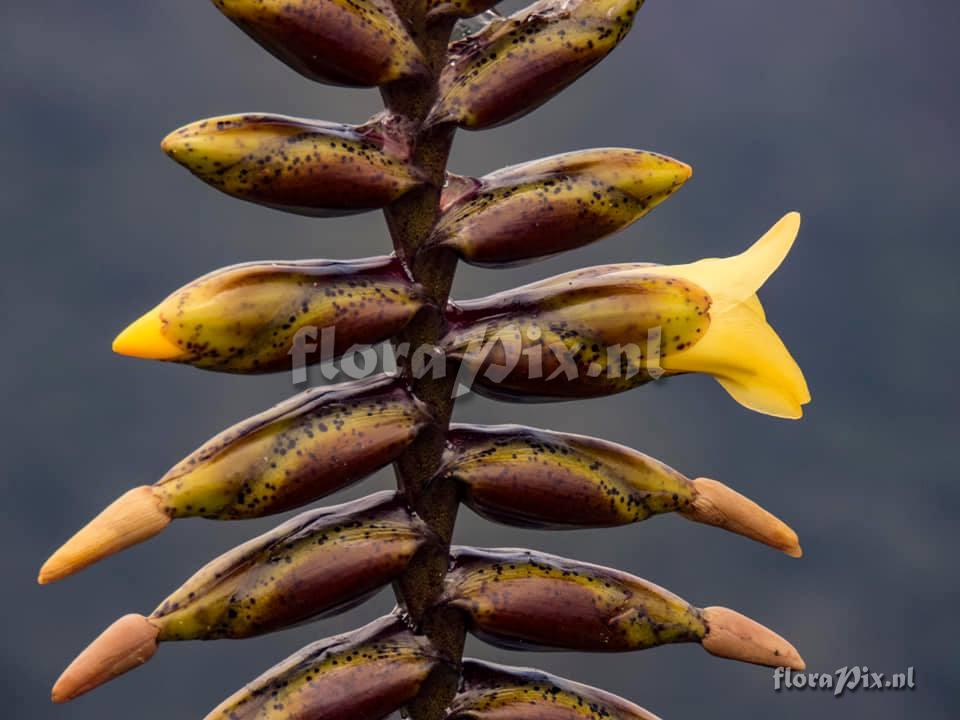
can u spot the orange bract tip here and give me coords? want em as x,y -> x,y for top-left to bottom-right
51,614 -> 160,703
112,309 -> 183,360
682,477 -> 802,557
38,487 -> 171,584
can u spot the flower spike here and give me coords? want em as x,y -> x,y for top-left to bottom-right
43,0 -> 818,712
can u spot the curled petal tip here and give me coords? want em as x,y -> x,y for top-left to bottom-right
701,606 -> 805,670
682,477 -> 801,557
51,614 -> 160,703
112,309 -> 183,360
39,487 -> 171,584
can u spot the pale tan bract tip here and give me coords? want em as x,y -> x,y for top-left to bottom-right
38,486 -> 171,584
681,477 -> 802,558
701,606 -> 805,670
51,614 -> 160,703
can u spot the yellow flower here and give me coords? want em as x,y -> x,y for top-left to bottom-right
446,213 -> 810,418
633,212 -> 809,418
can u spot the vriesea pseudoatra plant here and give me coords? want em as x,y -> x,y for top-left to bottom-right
41,1 -> 811,717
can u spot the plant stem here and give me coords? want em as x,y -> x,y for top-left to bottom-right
380,5 -> 465,720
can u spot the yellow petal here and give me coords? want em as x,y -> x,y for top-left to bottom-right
663,299 -> 809,418
638,211 -> 801,314
112,309 -> 183,360
637,212 -> 809,418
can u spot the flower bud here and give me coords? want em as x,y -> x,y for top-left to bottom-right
52,494 -> 434,700
431,150 -> 691,266
427,0 -> 644,130
158,376 -> 429,519
441,546 -> 704,652
444,213 -> 810,418
39,376 -> 430,583
212,0 -> 427,86
440,424 -> 801,556
112,255 -> 423,373
447,659 -> 662,720
162,114 -> 423,216
155,492 -> 431,639
440,547 -> 804,669
206,616 -> 446,720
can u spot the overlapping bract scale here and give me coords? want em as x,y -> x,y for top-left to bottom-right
205,615 -> 446,719
431,149 -> 691,266
155,492 -> 430,640
162,114 -> 423,216
446,660 -> 662,720
212,0 -> 427,87
427,0 -> 643,129
113,256 -> 423,373
440,423 -> 801,555
440,546 -> 804,669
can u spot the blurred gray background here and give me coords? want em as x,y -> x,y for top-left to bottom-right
2,0 -> 957,718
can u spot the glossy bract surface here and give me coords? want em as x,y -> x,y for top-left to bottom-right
446,660 -> 661,720
445,265 -> 711,399
213,0 -> 427,86
114,256 -> 423,373
154,492 -> 431,640
429,0 -> 643,129
441,547 -> 705,652
162,114 -> 422,216
157,376 -> 430,519
432,149 -> 691,266
206,616 -> 445,719
441,423 -> 693,528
